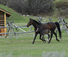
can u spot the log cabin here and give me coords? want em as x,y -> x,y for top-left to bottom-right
0,8 -> 11,36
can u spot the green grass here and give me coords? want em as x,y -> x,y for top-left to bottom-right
0,31 -> 68,57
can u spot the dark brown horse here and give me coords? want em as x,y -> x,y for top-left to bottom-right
27,18 -> 61,44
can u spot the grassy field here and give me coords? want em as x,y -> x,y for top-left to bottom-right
0,30 -> 68,57
0,21 -> 68,57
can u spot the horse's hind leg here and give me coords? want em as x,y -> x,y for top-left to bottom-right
48,32 -> 53,43
53,32 -> 60,42
47,34 -> 50,42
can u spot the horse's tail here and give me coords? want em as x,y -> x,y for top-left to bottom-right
55,22 -> 62,39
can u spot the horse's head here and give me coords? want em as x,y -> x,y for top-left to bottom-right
27,18 -> 33,27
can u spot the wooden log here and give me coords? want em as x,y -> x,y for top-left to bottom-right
4,12 -> 7,36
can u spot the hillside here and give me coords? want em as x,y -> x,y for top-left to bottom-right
0,5 -> 32,23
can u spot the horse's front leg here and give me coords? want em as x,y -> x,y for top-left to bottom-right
53,32 -> 60,42
32,33 -> 38,44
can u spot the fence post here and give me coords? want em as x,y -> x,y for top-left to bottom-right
4,12 -> 7,36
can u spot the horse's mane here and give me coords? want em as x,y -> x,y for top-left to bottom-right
31,19 -> 41,25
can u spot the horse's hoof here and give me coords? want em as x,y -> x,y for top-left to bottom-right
48,42 -> 50,43
56,39 -> 60,42
32,42 -> 34,44
43,40 -> 46,43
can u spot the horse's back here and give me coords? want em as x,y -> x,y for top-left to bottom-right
41,22 -> 56,30
41,23 -> 51,29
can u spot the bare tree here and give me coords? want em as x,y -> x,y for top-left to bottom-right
27,0 -> 53,15
0,0 -> 53,15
